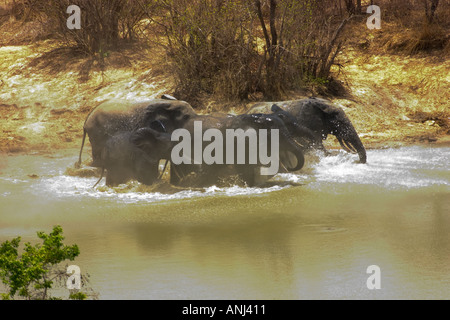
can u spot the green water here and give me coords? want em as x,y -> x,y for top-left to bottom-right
0,146 -> 449,299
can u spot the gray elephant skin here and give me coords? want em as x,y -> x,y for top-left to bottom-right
247,97 -> 367,163
95,128 -> 173,187
167,108 -> 306,187
77,99 -> 196,168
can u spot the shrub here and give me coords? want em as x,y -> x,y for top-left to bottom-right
149,0 -> 350,101
0,225 -> 91,300
375,0 -> 449,54
13,0 -> 150,54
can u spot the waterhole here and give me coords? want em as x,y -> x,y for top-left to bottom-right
0,146 -> 449,299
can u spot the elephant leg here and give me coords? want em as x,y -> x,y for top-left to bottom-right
170,162 -> 184,185
91,147 -> 103,167
89,134 -> 108,167
239,165 -> 256,187
105,170 -> 116,187
135,161 -> 159,185
170,163 -> 205,186
105,167 -> 131,186
310,139 -> 330,156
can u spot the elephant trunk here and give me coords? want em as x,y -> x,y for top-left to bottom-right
337,130 -> 367,164
350,134 -> 367,164
279,126 -> 305,172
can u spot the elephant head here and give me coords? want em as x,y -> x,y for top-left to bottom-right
270,104 -> 324,150
78,99 -> 196,168
309,100 -> 367,164
142,102 -> 197,134
248,98 -> 367,164
130,127 -> 173,159
94,127 -> 173,187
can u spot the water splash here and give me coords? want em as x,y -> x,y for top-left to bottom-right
36,173 -> 289,204
306,146 -> 450,189
3,146 -> 449,204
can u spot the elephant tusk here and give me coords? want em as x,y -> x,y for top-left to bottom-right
344,139 -> 358,154
337,137 -> 352,153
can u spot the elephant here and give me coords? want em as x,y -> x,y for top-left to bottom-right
167,108 -> 307,187
263,104 -> 323,151
247,97 -> 367,163
77,98 -> 196,168
94,127 -> 173,187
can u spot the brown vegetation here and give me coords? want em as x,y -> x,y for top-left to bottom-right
0,0 -> 449,155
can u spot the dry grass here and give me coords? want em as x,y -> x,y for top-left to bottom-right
331,19 -> 450,147
0,39 -> 173,153
0,2 -> 449,154
379,23 -> 449,55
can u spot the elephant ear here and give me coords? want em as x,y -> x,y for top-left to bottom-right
163,104 -> 195,124
149,120 -> 167,133
270,105 -> 298,127
131,127 -> 170,153
144,101 -> 196,129
311,100 -> 340,116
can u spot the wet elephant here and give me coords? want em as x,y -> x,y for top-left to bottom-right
247,97 -> 367,163
77,98 -> 196,168
94,128 -> 173,187
168,109 -> 306,187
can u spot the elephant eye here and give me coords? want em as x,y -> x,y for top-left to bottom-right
149,120 -> 167,133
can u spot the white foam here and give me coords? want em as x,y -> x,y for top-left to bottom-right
307,147 -> 450,189
17,146 -> 450,203
35,174 -> 289,204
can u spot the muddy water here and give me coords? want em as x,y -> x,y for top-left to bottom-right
0,146 -> 449,299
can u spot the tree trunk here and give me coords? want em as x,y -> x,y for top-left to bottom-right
344,0 -> 355,14
423,0 -> 440,23
255,0 -> 281,100
428,0 -> 439,23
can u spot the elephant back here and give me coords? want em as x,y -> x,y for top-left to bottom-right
246,97 -> 334,115
246,100 -> 305,115
141,99 -> 197,133
85,99 -> 196,135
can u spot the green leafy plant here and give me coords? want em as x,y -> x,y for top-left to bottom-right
0,225 -> 91,300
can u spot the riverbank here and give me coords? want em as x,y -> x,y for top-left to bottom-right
0,29 -> 449,156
